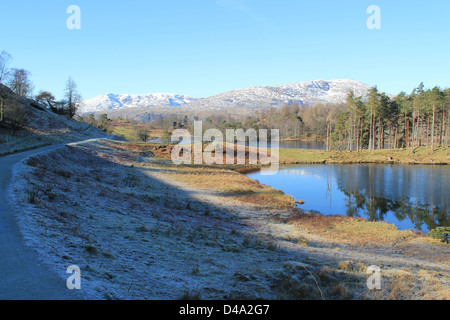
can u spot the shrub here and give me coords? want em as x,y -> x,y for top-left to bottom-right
54,169 -> 72,179
26,156 -> 41,167
338,261 -> 355,272
327,283 -> 352,300
136,225 -> 149,233
4,101 -> 28,132
84,245 -> 99,255
26,187 -> 39,204
276,275 -> 322,300
180,288 -> 202,300
428,227 -> 450,240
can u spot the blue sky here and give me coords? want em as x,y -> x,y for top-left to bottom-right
1,0 -> 449,99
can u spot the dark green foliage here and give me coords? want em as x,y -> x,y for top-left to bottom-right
428,227 -> 450,240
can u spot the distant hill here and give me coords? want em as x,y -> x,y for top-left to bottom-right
0,84 -> 107,155
185,79 -> 373,112
79,79 -> 377,121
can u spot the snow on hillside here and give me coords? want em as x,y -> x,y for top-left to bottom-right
78,93 -> 199,114
186,79 -> 372,111
79,79 -> 375,115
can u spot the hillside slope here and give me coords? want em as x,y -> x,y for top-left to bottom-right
0,84 -> 107,156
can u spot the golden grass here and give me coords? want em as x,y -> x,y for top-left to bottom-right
160,165 -> 296,208
280,146 -> 450,165
279,148 -> 328,164
378,271 -> 450,300
110,121 -> 163,142
289,215 -> 417,246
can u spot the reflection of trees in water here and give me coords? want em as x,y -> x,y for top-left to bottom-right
335,165 -> 449,231
394,197 -> 447,231
341,189 -> 448,230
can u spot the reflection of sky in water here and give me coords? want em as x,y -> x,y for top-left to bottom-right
249,164 -> 449,232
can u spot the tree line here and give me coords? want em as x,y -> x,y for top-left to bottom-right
137,104 -> 340,143
157,83 -> 449,154
334,84 -> 450,153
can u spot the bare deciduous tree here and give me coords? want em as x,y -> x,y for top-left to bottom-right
137,129 -> 149,142
0,51 -> 12,122
65,77 -> 81,118
8,68 -> 34,98
0,51 -> 12,85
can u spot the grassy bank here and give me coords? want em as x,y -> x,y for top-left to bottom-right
280,146 -> 450,165
111,123 -> 163,142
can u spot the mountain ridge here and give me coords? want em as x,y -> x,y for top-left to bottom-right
79,79 -> 378,118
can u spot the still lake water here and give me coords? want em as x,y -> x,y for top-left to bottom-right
277,141 -> 326,150
248,164 -> 449,232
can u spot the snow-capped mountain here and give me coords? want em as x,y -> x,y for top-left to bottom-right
79,79 -> 375,116
78,93 -> 199,114
186,79 -> 372,112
